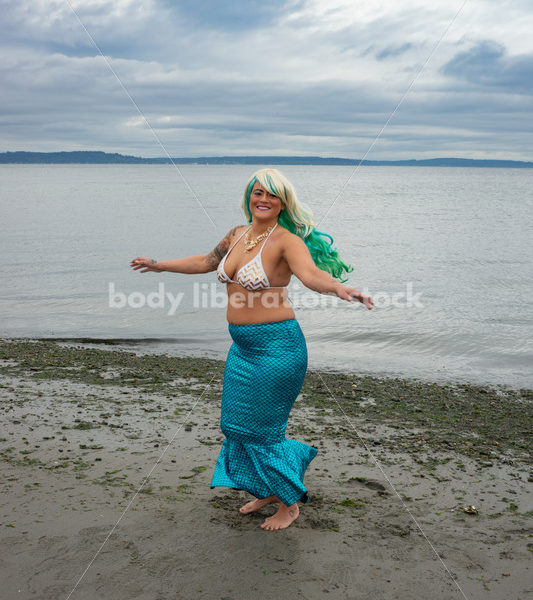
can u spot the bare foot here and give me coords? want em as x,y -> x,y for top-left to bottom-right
260,502 -> 299,530
239,495 -> 280,514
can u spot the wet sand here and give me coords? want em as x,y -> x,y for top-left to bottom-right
0,339 -> 531,600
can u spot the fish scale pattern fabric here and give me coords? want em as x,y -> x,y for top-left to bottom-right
210,318 -> 318,507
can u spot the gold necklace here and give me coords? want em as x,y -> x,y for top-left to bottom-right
243,226 -> 273,252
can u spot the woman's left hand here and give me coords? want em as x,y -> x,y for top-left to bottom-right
336,285 -> 374,310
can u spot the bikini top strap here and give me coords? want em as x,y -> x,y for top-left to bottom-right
224,225 -> 251,256
234,225 -> 252,246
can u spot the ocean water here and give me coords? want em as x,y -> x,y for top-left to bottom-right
0,164 -> 531,389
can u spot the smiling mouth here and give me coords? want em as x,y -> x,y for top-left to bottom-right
256,205 -> 271,210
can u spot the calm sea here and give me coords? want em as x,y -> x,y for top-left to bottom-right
0,164 -> 531,389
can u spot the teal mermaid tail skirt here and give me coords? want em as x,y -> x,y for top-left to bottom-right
210,319 -> 318,506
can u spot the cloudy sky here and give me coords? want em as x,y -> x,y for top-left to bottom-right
1,0 -> 532,160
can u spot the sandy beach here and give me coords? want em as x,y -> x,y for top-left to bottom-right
0,338 -> 531,600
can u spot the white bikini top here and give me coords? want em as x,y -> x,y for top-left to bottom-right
217,223 -> 288,291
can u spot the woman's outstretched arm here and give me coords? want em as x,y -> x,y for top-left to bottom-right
130,225 -> 246,274
282,234 -> 374,310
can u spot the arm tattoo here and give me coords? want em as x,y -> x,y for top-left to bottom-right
204,225 -> 245,271
213,244 -> 225,261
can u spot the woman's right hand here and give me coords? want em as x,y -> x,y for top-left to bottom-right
130,257 -> 161,273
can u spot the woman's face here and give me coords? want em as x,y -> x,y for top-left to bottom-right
249,181 -> 283,220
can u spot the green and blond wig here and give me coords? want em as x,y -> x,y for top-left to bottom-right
241,168 -> 354,283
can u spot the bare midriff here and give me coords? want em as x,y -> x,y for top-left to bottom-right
225,283 -> 295,325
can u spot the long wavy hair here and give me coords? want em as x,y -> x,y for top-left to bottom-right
240,168 -> 354,282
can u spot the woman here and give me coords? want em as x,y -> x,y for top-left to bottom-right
130,168 -> 373,531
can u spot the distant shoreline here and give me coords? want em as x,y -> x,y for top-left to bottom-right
1,150 -> 532,168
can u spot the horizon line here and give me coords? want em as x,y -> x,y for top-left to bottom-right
1,149 -> 532,167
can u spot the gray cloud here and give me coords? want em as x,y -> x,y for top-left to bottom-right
375,43 -> 414,61
442,40 -> 533,93
0,1 -> 531,160
159,0 -> 304,31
